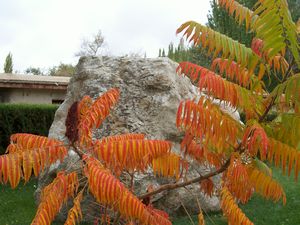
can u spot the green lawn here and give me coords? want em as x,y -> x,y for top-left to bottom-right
0,166 -> 299,225
0,179 -> 37,225
173,166 -> 300,225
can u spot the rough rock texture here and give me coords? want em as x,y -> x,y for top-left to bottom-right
37,56 -> 222,221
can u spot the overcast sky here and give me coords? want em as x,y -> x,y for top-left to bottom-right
0,0 -> 211,72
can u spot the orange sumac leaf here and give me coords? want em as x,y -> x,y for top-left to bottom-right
251,38 -> 264,57
84,157 -> 172,225
78,95 -> 93,121
247,166 -> 286,204
181,135 -> 224,169
198,210 -> 205,225
176,21 -> 262,73
0,134 -> 68,187
98,133 -> 145,144
31,172 -> 78,225
78,88 -> 120,147
146,205 -> 172,225
267,138 -> 300,179
64,190 -> 84,225
152,153 -> 185,180
221,186 -> 254,225
7,153 -> 21,189
10,133 -> 67,163
93,139 -> 172,173
217,0 -> 258,31
176,61 -> 210,83
224,155 -> 253,203
177,98 -> 241,151
251,38 -> 289,74
200,178 -> 214,198
242,123 -> 269,160
211,58 -> 252,87
177,62 -> 262,113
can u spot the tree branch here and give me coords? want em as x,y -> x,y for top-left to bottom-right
138,158 -> 230,200
71,144 -> 84,158
258,96 -> 277,123
258,53 -> 296,123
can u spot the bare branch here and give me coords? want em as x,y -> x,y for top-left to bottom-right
138,158 -> 230,200
75,30 -> 105,57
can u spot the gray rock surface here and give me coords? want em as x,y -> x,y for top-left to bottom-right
38,56 -> 222,222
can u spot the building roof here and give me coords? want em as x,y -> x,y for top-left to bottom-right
0,73 -> 70,90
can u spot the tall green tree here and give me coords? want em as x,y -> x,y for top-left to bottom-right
3,52 -> 13,73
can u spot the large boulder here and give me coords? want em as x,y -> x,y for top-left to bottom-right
37,56 -> 222,222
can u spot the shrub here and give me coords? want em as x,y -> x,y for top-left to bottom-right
0,104 -> 58,154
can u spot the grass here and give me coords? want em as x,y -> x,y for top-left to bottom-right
0,179 -> 38,225
0,166 -> 299,225
173,166 -> 300,225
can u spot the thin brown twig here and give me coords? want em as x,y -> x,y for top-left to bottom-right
138,158 -> 230,200
179,198 -> 196,225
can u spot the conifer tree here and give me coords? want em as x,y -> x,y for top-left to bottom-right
4,52 -> 13,73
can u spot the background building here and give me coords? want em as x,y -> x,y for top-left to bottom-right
0,73 -> 70,104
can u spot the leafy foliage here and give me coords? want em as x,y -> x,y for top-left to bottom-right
175,0 -> 299,224
64,190 -> 84,225
48,63 -> 76,77
0,134 -> 67,188
253,0 -> 299,64
77,88 -> 120,147
220,187 -> 254,225
25,67 -> 43,75
31,172 -> 78,225
93,138 -> 172,174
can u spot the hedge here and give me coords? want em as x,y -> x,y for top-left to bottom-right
0,104 -> 59,154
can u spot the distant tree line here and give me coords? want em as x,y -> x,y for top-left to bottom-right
2,52 -> 76,77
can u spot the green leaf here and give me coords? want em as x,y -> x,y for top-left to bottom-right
253,158 -> 273,177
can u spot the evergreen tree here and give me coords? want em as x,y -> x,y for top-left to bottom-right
288,0 -> 300,22
162,49 -> 166,57
207,0 -> 256,47
168,43 -> 174,59
4,52 -> 13,73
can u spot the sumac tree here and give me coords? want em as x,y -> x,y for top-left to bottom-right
0,0 -> 300,224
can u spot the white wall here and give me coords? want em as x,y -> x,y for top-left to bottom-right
0,88 -> 66,104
